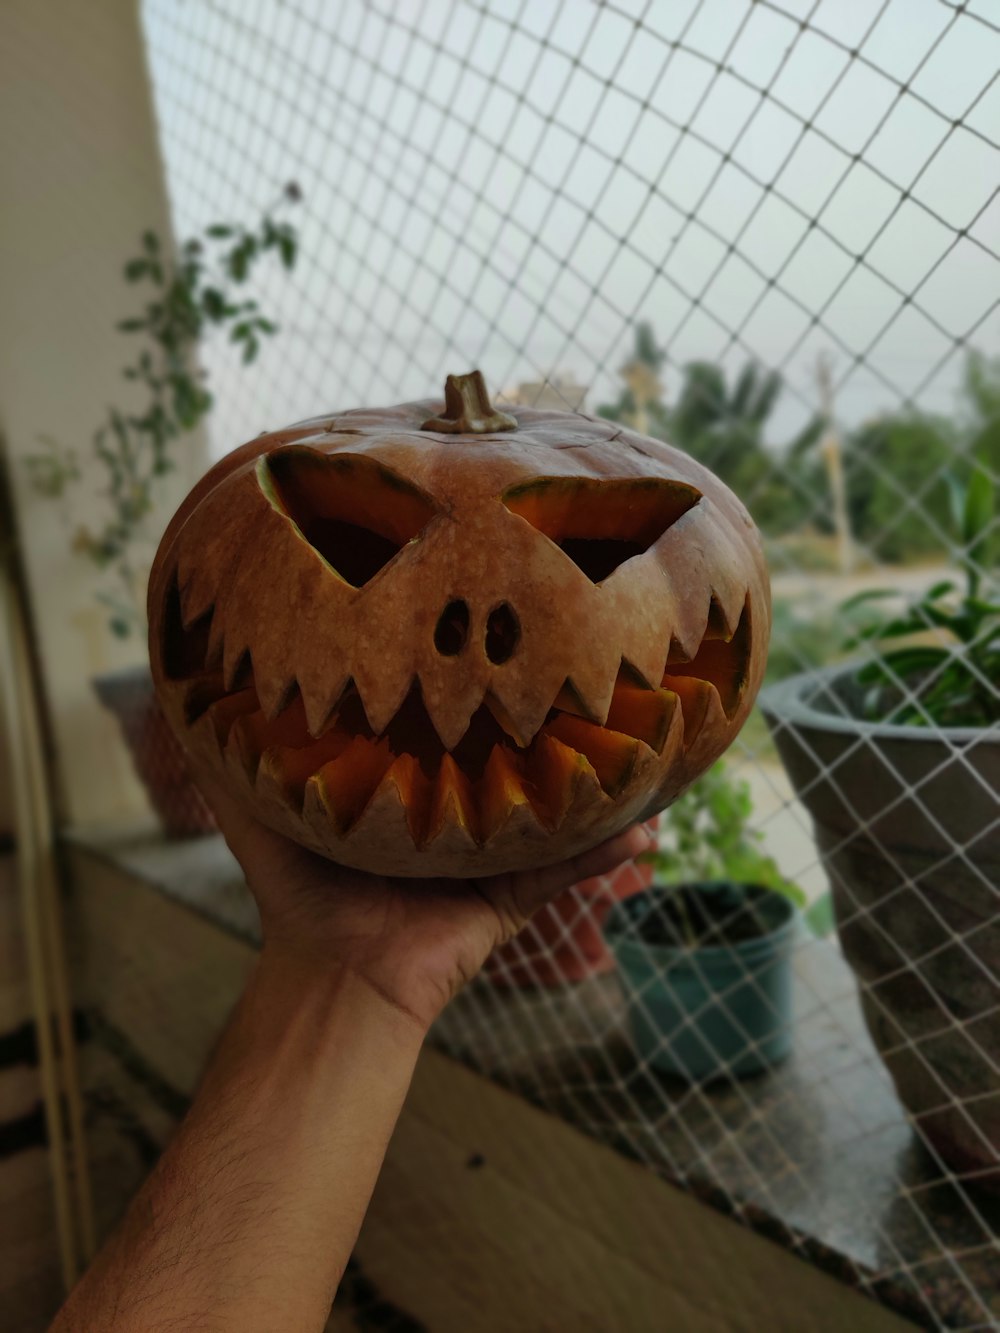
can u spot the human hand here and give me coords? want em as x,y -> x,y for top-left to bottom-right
199,775 -> 652,1032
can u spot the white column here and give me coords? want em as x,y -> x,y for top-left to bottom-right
0,0 -> 208,828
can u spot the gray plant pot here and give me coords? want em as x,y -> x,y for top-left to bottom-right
760,667 -> 1000,1185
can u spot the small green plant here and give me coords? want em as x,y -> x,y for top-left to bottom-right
25,185 -> 301,637
644,761 -> 805,907
842,466 -> 999,727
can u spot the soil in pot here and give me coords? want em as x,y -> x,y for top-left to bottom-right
606,882 -> 796,1082
635,881 -> 790,949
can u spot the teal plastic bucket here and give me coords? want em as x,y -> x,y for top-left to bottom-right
604,882 -> 797,1081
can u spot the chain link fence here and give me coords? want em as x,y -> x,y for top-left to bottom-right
140,2 -> 999,1328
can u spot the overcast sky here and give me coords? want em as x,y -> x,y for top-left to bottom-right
141,0 -> 1000,458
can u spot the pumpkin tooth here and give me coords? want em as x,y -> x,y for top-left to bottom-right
309,735 -> 394,833
553,637 -> 622,728
352,667 -> 415,739
421,673 -> 493,752
206,606 -> 227,668
704,594 -> 736,640
478,745 -> 537,842
486,650 -> 570,753
659,677 -> 718,748
663,596 -> 750,719
315,757 -> 477,873
257,727 -> 355,810
352,752 -> 433,847
550,679 -> 601,722
665,635 -> 695,666
223,642 -> 252,693
201,687 -> 259,749
483,693 -> 533,747
427,753 -> 479,846
224,711 -> 268,783
300,672 -> 353,739
615,627 -> 671,694
224,693 -> 313,782
181,668 -> 227,725
257,674 -> 301,723
541,714 -> 639,798
604,684 -> 679,753
177,561 -> 216,629
178,585 -> 217,651
523,733 -> 589,831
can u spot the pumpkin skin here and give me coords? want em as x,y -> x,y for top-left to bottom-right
148,374 -> 770,877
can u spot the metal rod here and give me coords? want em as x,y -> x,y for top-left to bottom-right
0,568 -> 80,1289
10,576 -> 96,1261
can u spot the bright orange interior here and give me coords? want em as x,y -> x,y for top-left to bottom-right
502,476 -> 702,583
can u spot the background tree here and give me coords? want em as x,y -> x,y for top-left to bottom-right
599,325 -> 822,536
841,414 -> 956,564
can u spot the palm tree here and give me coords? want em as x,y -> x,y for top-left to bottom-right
599,324 -> 825,534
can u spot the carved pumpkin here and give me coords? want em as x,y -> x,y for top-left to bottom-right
149,372 -> 769,877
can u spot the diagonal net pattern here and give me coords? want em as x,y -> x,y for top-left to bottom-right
139,2 -> 1000,1327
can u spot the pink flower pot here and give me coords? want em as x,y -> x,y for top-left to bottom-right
93,665 -> 216,839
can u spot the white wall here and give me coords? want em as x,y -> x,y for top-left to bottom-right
0,1 -> 208,828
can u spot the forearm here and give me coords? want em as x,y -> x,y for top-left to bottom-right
53,951 -> 425,1333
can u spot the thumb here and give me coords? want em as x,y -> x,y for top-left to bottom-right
497,823 -> 654,925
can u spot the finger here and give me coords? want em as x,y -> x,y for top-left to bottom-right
506,823 -> 654,919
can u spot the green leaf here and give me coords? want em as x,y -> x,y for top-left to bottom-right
926,580 -> 956,601
117,318 -> 146,333
206,224 -> 234,238
124,258 -> 148,282
110,616 -> 132,638
922,605 -> 965,634
945,471 -> 966,536
142,230 -> 160,254
964,467 -> 994,547
877,646 -> 952,677
278,233 -> 297,269
805,892 -> 836,937
867,613 -> 935,641
201,287 -> 227,321
839,588 -> 899,613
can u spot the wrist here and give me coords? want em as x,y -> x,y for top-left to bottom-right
252,944 -> 432,1046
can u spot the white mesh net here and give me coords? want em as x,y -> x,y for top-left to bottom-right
139,2 -> 999,1327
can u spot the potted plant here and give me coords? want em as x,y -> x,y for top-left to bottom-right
760,466 -> 1000,1181
24,192 -> 299,835
604,762 -> 802,1081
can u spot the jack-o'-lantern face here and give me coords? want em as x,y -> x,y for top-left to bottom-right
149,372 -> 770,876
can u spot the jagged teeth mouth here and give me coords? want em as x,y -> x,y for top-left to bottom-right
169,592 -> 750,849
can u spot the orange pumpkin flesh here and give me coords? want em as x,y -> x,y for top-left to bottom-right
149,372 -> 770,877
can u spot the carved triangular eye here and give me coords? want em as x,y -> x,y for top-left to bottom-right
502,476 -> 701,583
260,449 -> 439,587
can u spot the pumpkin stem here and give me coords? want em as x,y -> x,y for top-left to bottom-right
421,371 -> 517,434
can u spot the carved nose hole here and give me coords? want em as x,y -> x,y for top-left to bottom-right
434,599 -> 470,656
485,603 -> 519,664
